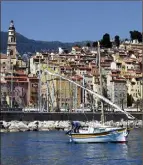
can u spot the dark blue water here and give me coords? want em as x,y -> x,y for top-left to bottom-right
1,129 -> 143,165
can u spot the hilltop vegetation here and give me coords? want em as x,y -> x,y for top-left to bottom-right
1,30 -> 142,54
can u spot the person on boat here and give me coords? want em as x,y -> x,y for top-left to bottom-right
65,121 -> 81,135
71,121 -> 81,133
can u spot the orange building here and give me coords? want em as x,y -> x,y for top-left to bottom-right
4,71 -> 29,108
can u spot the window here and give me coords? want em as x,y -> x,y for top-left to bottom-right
32,83 -> 38,88
11,37 -> 15,42
10,50 -> 13,55
10,31 -> 14,35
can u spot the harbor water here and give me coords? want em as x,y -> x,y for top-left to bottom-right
1,129 -> 143,165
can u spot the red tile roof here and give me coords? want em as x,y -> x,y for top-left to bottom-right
6,80 -> 28,83
0,54 -> 7,59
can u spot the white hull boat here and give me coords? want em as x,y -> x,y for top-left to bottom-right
67,126 -> 129,143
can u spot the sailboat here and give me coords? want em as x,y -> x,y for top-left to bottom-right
65,42 -> 135,143
66,121 -> 130,143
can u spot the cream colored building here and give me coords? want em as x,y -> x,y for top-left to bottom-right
0,54 -> 7,74
92,76 -> 108,109
29,52 -> 45,75
107,73 -> 127,109
92,76 -> 101,108
127,77 -> 143,102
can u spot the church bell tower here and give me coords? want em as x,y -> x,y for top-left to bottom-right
7,20 -> 17,71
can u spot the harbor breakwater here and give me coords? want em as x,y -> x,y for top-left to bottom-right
0,120 -> 142,133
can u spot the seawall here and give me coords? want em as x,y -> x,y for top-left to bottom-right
1,111 -> 143,122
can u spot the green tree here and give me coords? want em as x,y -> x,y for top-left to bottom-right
86,42 -> 91,47
130,30 -> 142,42
130,31 -> 135,41
100,33 -> 112,48
114,35 -> 120,47
138,32 -> 142,42
125,38 -> 129,41
92,41 -> 98,47
74,44 -> 81,48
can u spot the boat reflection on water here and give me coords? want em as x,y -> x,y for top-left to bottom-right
84,142 -> 128,162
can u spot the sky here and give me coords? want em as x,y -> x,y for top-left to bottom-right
1,1 -> 142,42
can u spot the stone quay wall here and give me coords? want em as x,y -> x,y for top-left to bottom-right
1,111 -> 143,122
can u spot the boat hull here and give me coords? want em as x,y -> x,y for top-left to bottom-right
68,128 -> 128,143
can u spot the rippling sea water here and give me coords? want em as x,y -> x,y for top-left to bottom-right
1,128 -> 143,165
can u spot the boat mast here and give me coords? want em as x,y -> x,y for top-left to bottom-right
38,56 -> 42,112
46,73 -> 49,112
82,74 -> 85,112
10,55 -> 13,108
98,42 -> 105,125
46,57 -> 49,112
59,55 -> 62,110
75,76 -> 77,110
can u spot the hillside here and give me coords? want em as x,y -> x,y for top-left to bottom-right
1,31 -> 90,54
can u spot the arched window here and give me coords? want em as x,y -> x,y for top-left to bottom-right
10,50 -> 13,55
11,37 -> 15,42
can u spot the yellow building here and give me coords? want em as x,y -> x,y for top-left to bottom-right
39,63 -> 82,111
40,71 -> 82,111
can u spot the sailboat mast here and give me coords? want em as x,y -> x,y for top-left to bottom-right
58,55 -> 61,109
98,42 -> 105,125
10,55 -> 13,108
82,74 -> 85,112
38,56 -> 41,112
46,57 -> 49,112
46,73 -> 49,112
75,77 -> 77,110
